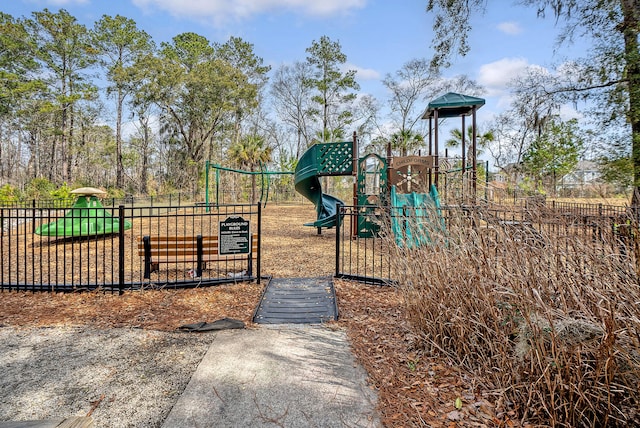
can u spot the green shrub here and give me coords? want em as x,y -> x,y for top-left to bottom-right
0,184 -> 20,204
23,177 -> 55,200
50,182 -> 72,200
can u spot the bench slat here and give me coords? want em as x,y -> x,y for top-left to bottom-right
137,234 -> 258,279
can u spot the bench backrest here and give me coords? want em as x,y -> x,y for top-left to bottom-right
137,234 -> 258,258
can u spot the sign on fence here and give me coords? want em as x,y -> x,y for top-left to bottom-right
219,216 -> 251,255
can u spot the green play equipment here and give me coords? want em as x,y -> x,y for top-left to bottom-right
35,188 -> 132,237
205,92 -> 483,245
421,92 -> 486,200
390,184 -> 444,248
356,153 -> 387,238
204,160 -> 294,210
293,135 -> 443,241
294,140 -> 354,230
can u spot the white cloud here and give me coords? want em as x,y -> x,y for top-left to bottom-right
559,104 -> 583,121
132,0 -> 367,22
344,63 -> 380,80
497,21 -> 522,35
31,0 -> 89,5
477,57 -> 533,97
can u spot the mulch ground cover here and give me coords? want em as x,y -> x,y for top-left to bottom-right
0,203 -> 502,427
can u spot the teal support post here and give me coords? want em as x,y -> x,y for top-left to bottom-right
205,160 -> 210,212
216,168 -> 220,207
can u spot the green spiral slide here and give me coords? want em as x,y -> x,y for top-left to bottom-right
294,145 -> 346,229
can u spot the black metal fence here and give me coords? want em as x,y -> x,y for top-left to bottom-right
335,205 -> 394,285
1,202 -> 261,293
335,201 -> 635,286
543,200 -> 629,217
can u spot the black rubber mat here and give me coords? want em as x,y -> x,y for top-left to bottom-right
253,277 -> 338,324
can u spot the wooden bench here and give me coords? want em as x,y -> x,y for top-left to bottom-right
137,234 -> 258,279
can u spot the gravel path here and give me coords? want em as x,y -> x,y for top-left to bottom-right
0,326 -> 216,427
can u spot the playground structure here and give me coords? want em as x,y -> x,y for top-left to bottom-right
35,187 -> 132,237
291,92 -> 486,242
291,134 -> 444,243
203,92 -> 485,244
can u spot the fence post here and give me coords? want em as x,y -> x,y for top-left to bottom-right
257,203 -> 261,284
32,199 -> 37,234
335,203 -> 342,277
118,205 -> 125,294
196,234 -> 203,277
143,236 -> 152,279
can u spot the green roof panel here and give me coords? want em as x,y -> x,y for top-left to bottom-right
421,92 -> 485,119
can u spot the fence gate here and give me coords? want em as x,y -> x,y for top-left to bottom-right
334,205 -> 394,285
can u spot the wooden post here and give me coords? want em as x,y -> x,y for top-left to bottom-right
461,114 -> 466,202
387,141 -> 393,203
428,117 -> 433,188
434,109 -> 439,189
472,106 -> 478,204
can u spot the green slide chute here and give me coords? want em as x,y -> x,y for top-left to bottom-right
294,144 -> 350,229
390,184 -> 445,248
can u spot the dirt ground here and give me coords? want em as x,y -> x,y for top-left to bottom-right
0,203 -> 498,427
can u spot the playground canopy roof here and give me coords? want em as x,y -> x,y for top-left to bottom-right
421,92 -> 485,119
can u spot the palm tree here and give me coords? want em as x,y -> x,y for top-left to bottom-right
228,134 -> 273,203
390,129 -> 425,157
445,125 -> 494,166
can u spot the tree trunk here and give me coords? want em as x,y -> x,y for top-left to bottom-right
0,126 -> 4,179
140,119 -> 149,194
622,0 -> 640,205
67,103 -> 74,182
61,107 -> 68,182
116,88 -> 124,189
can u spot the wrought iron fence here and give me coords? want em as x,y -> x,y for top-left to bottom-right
335,205 -> 394,285
335,201 -> 635,286
1,202 -> 261,293
543,200 -> 631,219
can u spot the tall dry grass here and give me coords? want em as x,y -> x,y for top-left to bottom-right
389,207 -> 640,427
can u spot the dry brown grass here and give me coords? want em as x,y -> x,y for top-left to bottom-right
548,197 -> 630,207
391,207 -> 640,427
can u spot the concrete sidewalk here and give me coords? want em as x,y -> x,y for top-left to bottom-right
162,325 -> 381,428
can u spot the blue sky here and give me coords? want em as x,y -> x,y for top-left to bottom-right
3,0 -> 585,141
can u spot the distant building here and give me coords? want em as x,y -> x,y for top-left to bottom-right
492,163 -> 522,184
558,160 -> 601,191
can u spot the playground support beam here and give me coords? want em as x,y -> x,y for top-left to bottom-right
472,105 -> 478,204
462,113 -> 466,195
352,131 -> 358,239
428,117 -> 433,189
434,109 -> 439,189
